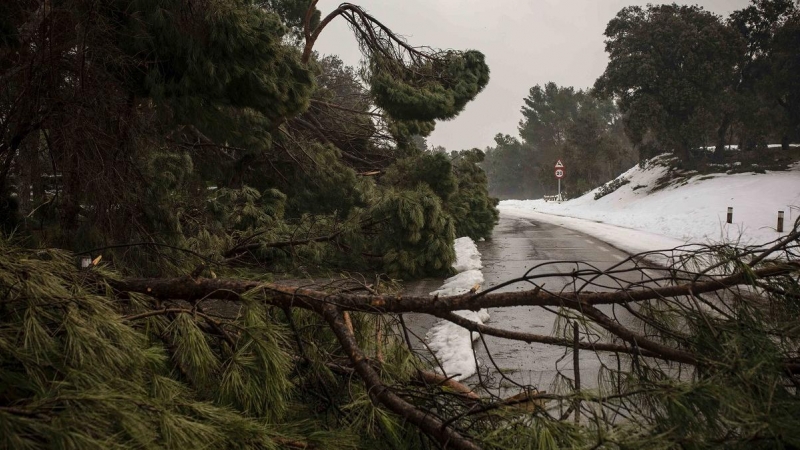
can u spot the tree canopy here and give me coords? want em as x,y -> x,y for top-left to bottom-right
484,0 -> 800,201
0,0 -> 496,278
594,4 -> 745,162
591,1 -> 799,164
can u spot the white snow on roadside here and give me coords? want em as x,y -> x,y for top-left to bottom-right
426,237 -> 488,381
452,237 -> 483,272
431,269 -> 484,297
501,156 -> 800,256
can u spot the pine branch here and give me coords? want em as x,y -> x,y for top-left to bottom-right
222,229 -> 346,258
110,261 -> 800,313
432,311 -> 664,361
318,303 -> 482,450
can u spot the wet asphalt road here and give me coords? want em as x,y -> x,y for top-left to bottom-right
404,214 -> 648,395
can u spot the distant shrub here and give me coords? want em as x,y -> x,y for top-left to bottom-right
594,178 -> 630,200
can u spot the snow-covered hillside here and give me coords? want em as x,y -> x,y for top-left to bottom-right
502,155 -> 800,252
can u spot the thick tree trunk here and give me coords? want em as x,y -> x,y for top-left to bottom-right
675,145 -> 691,164
713,115 -> 731,163
60,138 -> 81,234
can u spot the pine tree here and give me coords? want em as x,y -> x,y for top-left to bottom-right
448,149 -> 499,240
0,2 -> 508,448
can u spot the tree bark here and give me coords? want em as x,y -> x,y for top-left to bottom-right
223,229 -> 346,258
110,262 -> 799,314
675,144 -> 691,164
434,311 -> 664,360
713,115 -> 731,163
319,304 -> 482,450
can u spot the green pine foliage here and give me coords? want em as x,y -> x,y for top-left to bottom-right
381,148 -> 498,250
383,151 -> 458,201
116,0 -> 314,128
370,50 -> 490,122
0,237 -> 431,449
448,149 -> 499,240
0,241 -> 282,449
261,0 -> 321,37
371,185 -> 456,278
275,143 -> 371,218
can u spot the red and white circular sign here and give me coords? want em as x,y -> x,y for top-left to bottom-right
555,168 -> 565,179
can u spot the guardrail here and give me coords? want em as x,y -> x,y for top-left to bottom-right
543,195 -> 564,202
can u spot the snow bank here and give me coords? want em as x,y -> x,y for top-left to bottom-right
452,237 -> 483,272
425,309 -> 489,380
431,269 -> 484,297
502,156 -> 800,254
426,237 -> 488,381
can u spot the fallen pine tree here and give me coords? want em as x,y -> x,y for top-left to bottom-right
2,224 -> 800,449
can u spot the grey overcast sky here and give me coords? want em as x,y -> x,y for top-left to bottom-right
314,0 -> 751,151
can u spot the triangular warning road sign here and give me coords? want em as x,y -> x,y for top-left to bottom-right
554,159 -> 564,168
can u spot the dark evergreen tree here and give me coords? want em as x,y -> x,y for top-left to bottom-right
519,83 -> 580,151
595,4 -> 745,162
448,149 -> 499,240
770,7 -> 800,146
482,134 -> 539,199
728,0 -> 797,151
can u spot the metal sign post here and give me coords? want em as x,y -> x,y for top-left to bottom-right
554,160 -> 565,202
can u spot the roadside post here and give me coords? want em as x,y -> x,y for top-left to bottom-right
554,159 -> 565,202
778,211 -> 784,232
727,207 -> 733,224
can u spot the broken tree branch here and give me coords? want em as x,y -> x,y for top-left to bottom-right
110,261 -> 800,314
319,303 -> 481,450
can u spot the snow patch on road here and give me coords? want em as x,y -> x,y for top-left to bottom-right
426,237 -> 488,381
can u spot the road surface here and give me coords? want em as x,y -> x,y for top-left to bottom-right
404,213 -> 649,396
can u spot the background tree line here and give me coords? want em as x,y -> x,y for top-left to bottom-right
484,0 -> 800,200
484,84 -> 635,199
